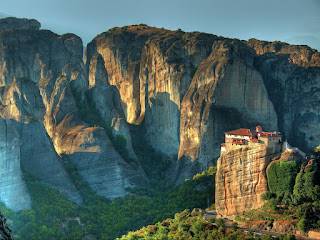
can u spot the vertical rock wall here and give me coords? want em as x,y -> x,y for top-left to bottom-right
0,19 -> 149,211
87,26 -> 320,182
0,119 -> 31,211
215,142 -> 279,216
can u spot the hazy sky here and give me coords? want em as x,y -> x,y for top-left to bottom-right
0,0 -> 319,51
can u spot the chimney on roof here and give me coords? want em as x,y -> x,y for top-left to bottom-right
256,126 -> 262,133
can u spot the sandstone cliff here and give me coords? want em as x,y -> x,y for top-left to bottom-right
247,39 -> 320,153
0,18 -> 319,211
215,143 -> 272,216
0,18 -> 149,211
87,25 -> 319,183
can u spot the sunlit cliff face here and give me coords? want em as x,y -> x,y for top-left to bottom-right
0,18 -> 319,211
215,143 -> 270,216
0,19 -> 150,211
89,26 -> 320,184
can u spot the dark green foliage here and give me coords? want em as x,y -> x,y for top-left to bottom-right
3,171 -> 78,239
267,161 -> 299,198
297,218 -> 308,232
264,198 -> 278,212
261,191 -> 275,201
250,154 -> 320,233
2,161 -> 217,240
231,222 -> 238,231
170,166 -> 217,210
114,134 -> 127,151
190,66 -> 198,78
118,210 -> 284,240
112,134 -> 134,164
215,218 -> 225,228
293,169 -> 318,204
294,202 -> 320,231
282,235 -> 295,240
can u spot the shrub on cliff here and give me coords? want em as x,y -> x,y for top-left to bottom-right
267,161 -> 299,199
293,169 -> 318,204
297,218 -> 308,232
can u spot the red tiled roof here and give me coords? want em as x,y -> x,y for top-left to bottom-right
250,138 -> 260,142
225,128 -> 255,137
221,143 -> 226,146
259,132 -> 281,138
226,127 -> 281,138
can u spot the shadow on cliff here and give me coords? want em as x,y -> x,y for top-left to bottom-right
145,91 -> 181,156
254,51 -> 320,153
169,105 -> 259,185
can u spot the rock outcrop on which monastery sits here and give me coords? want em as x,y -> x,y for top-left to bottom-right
215,142 -> 273,216
0,18 -> 149,211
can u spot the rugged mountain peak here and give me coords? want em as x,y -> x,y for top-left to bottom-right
87,24 -> 320,183
0,20 -> 319,212
0,20 -> 150,211
0,17 -> 40,31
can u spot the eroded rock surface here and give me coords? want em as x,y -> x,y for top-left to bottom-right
0,118 -> 31,211
177,40 -> 277,183
247,39 -> 320,153
87,26 -> 320,182
0,19 -> 319,211
215,143 -> 275,216
86,27 -> 218,157
0,18 -> 149,210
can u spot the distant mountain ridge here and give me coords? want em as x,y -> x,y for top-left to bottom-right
0,18 -> 319,211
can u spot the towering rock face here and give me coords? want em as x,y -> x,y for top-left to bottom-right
0,18 -> 149,210
85,52 -> 138,160
215,143 -> 274,216
247,39 -> 320,152
87,26 -> 318,182
86,26 -> 219,157
0,18 -> 319,211
176,41 -> 278,182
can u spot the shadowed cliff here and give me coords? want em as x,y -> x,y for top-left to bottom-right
86,25 -> 320,183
